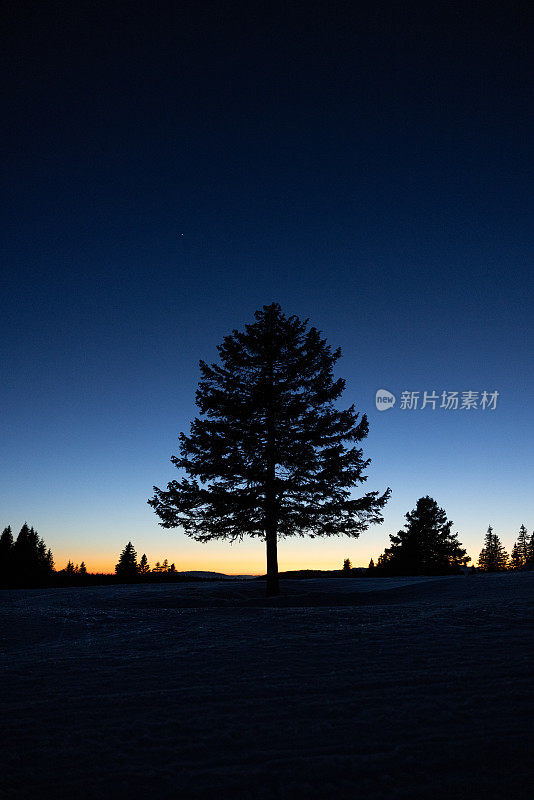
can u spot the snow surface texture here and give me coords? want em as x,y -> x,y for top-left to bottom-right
1,574 -> 532,799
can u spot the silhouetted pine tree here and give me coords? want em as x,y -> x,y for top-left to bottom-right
65,560 -> 77,575
138,554 -> 150,574
375,550 -> 393,573
13,523 -> 33,578
478,526 -> 509,571
38,533 -> 54,577
510,543 -> 523,570
528,531 -> 534,564
342,558 -> 352,571
79,562 -> 87,574
46,549 -> 54,572
115,542 -> 138,580
514,524 -> 530,566
368,558 -> 375,573
12,523 -> 54,584
376,497 -> 468,575
149,303 -> 390,596
0,526 -> 14,582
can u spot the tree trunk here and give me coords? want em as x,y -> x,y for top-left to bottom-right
264,330 -> 279,597
265,523 -> 279,596
264,449 -> 279,595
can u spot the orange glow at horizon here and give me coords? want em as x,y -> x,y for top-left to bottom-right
52,545 -> 379,576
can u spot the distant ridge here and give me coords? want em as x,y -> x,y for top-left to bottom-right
178,570 -> 257,580
253,568 -> 367,580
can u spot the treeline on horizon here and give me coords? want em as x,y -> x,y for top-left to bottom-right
366,497 -> 534,576
263,497 -> 534,579
0,528 -> 221,589
2,499 -> 533,590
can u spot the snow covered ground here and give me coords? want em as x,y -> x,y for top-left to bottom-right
1,573 -> 532,799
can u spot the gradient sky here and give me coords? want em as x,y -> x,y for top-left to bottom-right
2,2 -> 533,573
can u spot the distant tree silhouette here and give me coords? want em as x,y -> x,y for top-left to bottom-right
138,553 -> 150,574
510,542 -> 523,570
153,560 -> 162,572
368,558 -> 375,573
149,303 -> 390,596
478,526 -> 508,571
375,551 -> 392,572
46,549 -> 54,572
168,562 -> 176,573
0,526 -> 13,547
0,526 -> 14,582
513,524 -> 530,567
115,542 -> 138,579
79,561 -> 87,574
528,531 -> 534,564
375,497 -> 469,575
162,558 -> 169,571
342,558 -> 352,572
6,523 -> 55,585
65,560 -> 78,575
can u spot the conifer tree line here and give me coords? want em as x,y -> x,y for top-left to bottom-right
366,499 -> 534,576
477,524 -> 534,572
0,524 -> 54,586
0,525 -> 181,588
2,517 -> 533,588
114,542 -> 177,579
0,523 -> 99,587
64,560 -> 88,575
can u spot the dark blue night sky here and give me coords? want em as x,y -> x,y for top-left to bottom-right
2,2 -> 533,571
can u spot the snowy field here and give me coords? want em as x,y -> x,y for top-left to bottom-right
1,573 -> 532,799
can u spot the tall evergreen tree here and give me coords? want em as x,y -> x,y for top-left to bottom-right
0,526 -> 13,549
115,542 -> 138,579
342,558 -> 352,572
149,303 -> 390,595
79,561 -> 87,574
45,549 -> 55,572
528,531 -> 534,564
514,524 -> 530,566
12,523 -> 54,584
478,526 -> 509,571
375,551 -> 392,573
0,526 -> 14,582
13,523 -> 32,576
138,553 -> 150,574
1,523 -> 53,585
510,542 -> 522,570
376,496 -> 469,575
